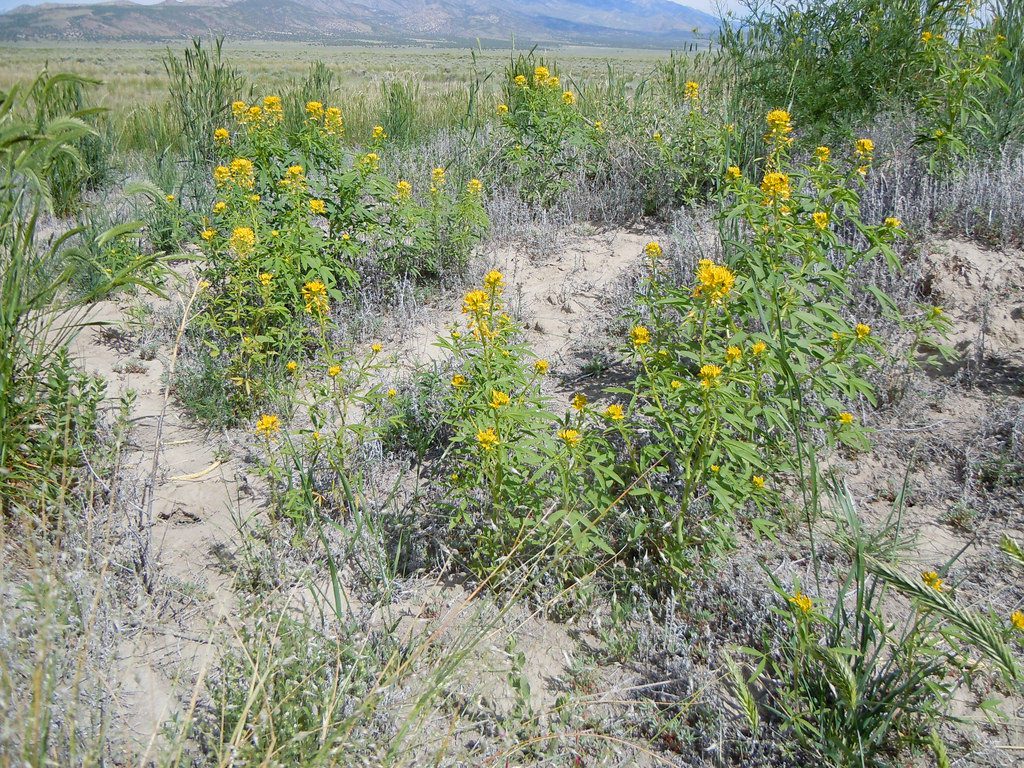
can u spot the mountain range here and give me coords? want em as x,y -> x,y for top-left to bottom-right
0,0 -> 720,45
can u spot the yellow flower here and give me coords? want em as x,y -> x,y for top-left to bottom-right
921,570 -> 944,591
921,30 -> 933,43
244,105 -> 262,123
483,270 -> 504,290
594,120 -> 604,132
212,201 -> 227,214
571,393 -> 588,411
229,157 -> 255,188
855,323 -> 871,339
725,346 -> 742,363
255,414 -> 281,437
813,211 -> 830,230
693,260 -> 736,304
310,198 -> 327,215
490,390 -> 510,409
751,340 -> 767,355
286,360 -> 298,373
699,364 -> 723,387
534,359 -> 549,375
789,590 -> 813,613
534,65 -> 551,83
213,165 -> 231,185
279,164 -> 306,190
752,475 -> 766,489
562,90 -> 576,105
327,365 -> 342,378
387,388 -> 397,398
451,374 -> 468,389
884,216 -> 902,228
605,404 -> 625,421
372,125 -> 387,141
302,280 -> 329,315
395,180 -> 412,200
324,107 -> 344,135
248,194 -> 260,203
462,290 -> 490,315
467,178 -> 484,195
230,100 -> 247,119
557,428 -> 581,446
652,131 -> 662,143
1012,611 -> 1024,631
229,226 -> 256,254
684,80 -> 699,100
710,464 -> 719,472
360,152 -> 380,172
838,411 -> 855,425
200,228 -> 215,241
855,137 -> 875,157
514,74 -> 528,88
306,100 -> 324,119
164,193 -> 175,203
644,241 -> 663,260
670,379 -> 682,389
631,325 -> 651,347
259,272 -> 273,287
432,167 -> 446,188
497,103 -> 509,115
725,165 -> 741,181
476,427 -> 499,451
760,171 -> 791,201
765,108 -> 793,142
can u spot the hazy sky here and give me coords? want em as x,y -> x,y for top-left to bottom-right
0,0 -> 744,15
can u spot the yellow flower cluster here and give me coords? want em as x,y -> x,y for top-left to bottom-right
372,125 -> 387,141
360,152 -> 380,172
725,165 -> 741,181
725,346 -> 742,363
557,428 -> 581,446
693,260 -> 736,304
789,590 -> 813,613
815,145 -> 831,163
309,198 -> 327,215
855,322 -> 871,339
699,364 -> 722,388
571,393 -> 588,411
490,390 -> 511,409
432,167 -> 446,189
467,178 -> 484,196
279,164 -> 306,191
451,374 -> 468,389
684,81 -> 699,101
760,171 -> 791,201
838,411 -> 855,425
462,290 -> 491,315
302,280 -> 329,315
813,211 -> 830,230
921,570 -> 944,591
497,103 -> 509,115
604,404 -> 624,421
562,91 -> 576,105
476,427 -> 499,451
644,241 -> 663,260
229,226 -> 256,254
533,65 -> 559,87
255,414 -> 281,437
631,325 -> 651,347
213,127 -> 230,145
395,180 -> 413,200
765,108 -> 793,143
534,359 -> 549,375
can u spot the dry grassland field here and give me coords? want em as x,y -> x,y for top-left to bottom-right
3,1 -> 1024,766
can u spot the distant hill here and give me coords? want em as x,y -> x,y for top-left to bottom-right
0,0 -> 720,46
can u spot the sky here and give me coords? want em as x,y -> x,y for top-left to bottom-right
0,0 -> 744,14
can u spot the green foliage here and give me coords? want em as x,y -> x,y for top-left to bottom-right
496,53 -> 607,206
736,482 -> 1018,767
185,96 -> 487,420
163,36 -> 249,168
432,274 -> 622,583
0,73 -> 153,516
